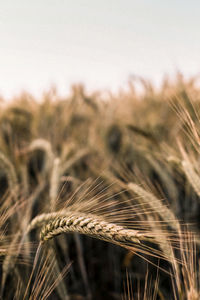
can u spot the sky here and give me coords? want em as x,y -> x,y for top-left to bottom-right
0,0 -> 200,99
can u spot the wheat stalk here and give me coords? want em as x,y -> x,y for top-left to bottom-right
50,157 -> 61,211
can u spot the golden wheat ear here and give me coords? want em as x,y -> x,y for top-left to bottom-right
39,211 -> 153,245
37,209 -> 183,279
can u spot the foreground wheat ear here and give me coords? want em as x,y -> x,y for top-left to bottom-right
36,211 -> 153,246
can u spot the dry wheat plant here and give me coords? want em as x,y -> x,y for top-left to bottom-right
0,75 -> 200,299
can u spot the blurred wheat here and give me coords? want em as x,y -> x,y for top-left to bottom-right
0,77 -> 200,299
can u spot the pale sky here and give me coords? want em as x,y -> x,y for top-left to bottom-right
0,0 -> 199,99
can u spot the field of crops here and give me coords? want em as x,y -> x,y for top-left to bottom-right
0,76 -> 200,299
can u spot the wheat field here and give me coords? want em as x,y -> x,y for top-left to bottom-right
0,76 -> 200,299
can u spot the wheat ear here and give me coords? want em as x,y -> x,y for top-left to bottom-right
146,155 -> 178,202
27,211 -> 68,233
128,182 -> 180,232
40,212 -> 153,245
182,160 -> 200,197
